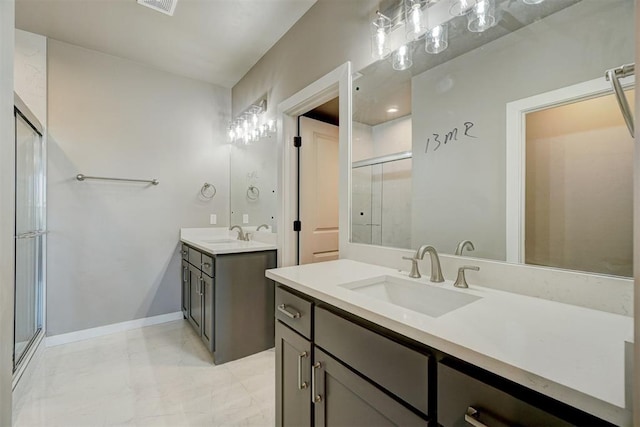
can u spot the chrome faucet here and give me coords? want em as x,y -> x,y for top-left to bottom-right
403,245 -> 445,282
230,225 -> 248,241
257,224 -> 269,231
454,266 -> 479,288
455,240 -> 475,256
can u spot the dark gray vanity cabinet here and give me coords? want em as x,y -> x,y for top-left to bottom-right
275,321 -> 312,427
275,285 -> 429,427
275,284 -> 615,427
313,348 -> 428,427
181,243 -> 276,364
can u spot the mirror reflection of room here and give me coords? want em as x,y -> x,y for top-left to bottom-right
351,0 -> 634,277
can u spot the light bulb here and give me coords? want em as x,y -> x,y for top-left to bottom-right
425,24 -> 448,54
468,0 -> 495,32
252,111 -> 259,126
392,44 -> 413,71
405,0 -> 425,41
371,12 -> 392,60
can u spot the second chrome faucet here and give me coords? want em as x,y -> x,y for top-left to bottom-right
403,245 -> 444,282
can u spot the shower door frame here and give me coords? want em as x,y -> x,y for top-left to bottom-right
12,93 -> 46,387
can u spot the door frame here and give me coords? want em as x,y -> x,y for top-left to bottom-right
276,62 -> 352,267
505,75 -> 635,264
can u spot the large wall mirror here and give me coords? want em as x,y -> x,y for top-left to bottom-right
351,0 -> 634,277
230,135 -> 278,231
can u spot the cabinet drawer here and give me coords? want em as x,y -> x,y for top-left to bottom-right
201,253 -> 214,277
438,361 -> 573,427
275,286 -> 313,340
181,244 -> 189,261
314,307 -> 429,416
188,247 -> 201,268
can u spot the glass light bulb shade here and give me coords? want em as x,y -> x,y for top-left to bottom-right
449,0 -> 478,16
425,24 -> 448,54
467,0 -> 496,32
392,44 -> 413,71
267,119 -> 275,133
252,112 -> 259,126
522,0 -> 544,3
404,0 -> 426,41
371,13 -> 392,60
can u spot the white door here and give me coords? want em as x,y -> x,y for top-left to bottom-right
299,116 -> 339,264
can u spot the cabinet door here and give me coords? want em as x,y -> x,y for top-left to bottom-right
181,260 -> 189,318
276,321 -> 312,427
313,348 -> 428,427
201,273 -> 214,352
188,264 -> 202,333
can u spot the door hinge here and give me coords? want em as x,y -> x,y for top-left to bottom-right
293,220 -> 301,232
294,136 -> 302,147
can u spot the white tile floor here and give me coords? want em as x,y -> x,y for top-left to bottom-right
12,320 -> 275,426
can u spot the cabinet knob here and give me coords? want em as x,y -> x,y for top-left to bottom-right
203,262 -> 212,269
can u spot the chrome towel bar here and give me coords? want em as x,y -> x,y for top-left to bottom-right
76,174 -> 159,185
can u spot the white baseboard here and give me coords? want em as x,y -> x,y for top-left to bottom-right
45,311 -> 183,347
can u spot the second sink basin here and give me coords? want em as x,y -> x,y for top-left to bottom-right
341,275 -> 481,318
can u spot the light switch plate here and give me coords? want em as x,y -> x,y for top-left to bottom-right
209,214 -> 217,225
243,214 -> 249,224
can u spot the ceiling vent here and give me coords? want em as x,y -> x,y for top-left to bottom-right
137,0 -> 178,16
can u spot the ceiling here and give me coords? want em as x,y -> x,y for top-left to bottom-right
15,0 -> 316,88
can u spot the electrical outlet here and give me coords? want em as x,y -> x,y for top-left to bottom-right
243,214 -> 249,224
209,214 -> 217,225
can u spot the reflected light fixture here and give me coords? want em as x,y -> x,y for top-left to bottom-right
392,44 -> 413,71
449,0 -> 478,16
227,98 -> 275,145
425,24 -> 448,54
468,0 -> 496,32
523,0 -> 544,3
387,106 -> 400,113
405,0 -> 426,41
371,11 -> 392,59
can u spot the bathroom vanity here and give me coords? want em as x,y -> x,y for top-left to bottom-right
180,228 -> 277,364
268,260 -> 632,426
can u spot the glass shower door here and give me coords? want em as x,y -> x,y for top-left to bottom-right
14,106 -> 45,369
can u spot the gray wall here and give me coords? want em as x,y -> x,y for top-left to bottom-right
410,0 -> 634,260
231,0 -> 379,117
0,0 -> 15,423
47,40 -> 231,336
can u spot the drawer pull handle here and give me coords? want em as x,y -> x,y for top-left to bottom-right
199,277 -> 204,295
312,362 -> 322,403
298,351 -> 308,390
465,407 -> 489,427
202,262 -> 212,269
277,304 -> 301,319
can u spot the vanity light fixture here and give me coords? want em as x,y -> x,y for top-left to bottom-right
227,98 -> 275,145
371,11 -> 393,60
392,44 -> 413,71
425,24 -> 448,54
467,0 -> 496,32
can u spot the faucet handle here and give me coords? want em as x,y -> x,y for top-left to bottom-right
402,256 -> 421,279
454,265 -> 479,289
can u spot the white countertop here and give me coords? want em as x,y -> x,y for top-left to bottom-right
180,227 -> 277,255
266,259 -> 633,425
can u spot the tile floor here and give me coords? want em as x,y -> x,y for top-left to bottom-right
12,320 -> 275,426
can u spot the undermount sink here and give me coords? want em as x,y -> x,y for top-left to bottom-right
201,238 -> 237,244
341,275 -> 481,318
